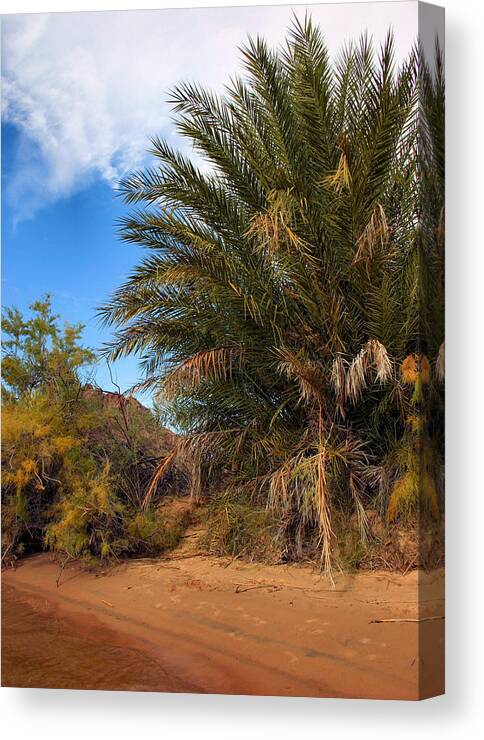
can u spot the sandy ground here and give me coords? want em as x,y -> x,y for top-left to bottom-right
2,551 -> 444,700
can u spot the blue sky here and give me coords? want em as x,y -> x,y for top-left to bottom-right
1,121 -> 143,394
1,3 -> 418,400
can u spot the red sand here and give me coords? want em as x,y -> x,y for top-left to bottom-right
2,553 -> 444,699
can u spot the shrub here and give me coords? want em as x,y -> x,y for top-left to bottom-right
44,464 -> 127,562
125,503 -> 189,555
1,393 -> 187,564
1,396 -> 78,560
1,295 -> 189,566
202,491 -> 282,562
387,471 -> 440,523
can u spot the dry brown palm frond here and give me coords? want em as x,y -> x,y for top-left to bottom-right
435,342 -> 445,382
346,351 -> 368,403
177,426 -> 250,473
323,151 -> 352,193
267,461 -> 292,515
266,445 -> 335,575
246,189 -> 315,262
266,424 -> 374,580
365,339 -> 393,383
331,354 -> 346,397
176,427 -> 253,499
346,339 -> 393,403
331,434 -> 370,468
246,190 -> 294,252
142,449 -> 177,511
246,211 -> 281,252
177,427 -> 245,453
161,346 -> 245,399
266,445 -> 311,517
328,433 -> 371,544
275,348 -> 325,405
354,204 -> 391,274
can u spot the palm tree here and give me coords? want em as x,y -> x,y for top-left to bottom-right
100,19 -> 444,574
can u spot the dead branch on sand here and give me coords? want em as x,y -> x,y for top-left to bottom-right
370,616 -> 444,624
235,584 -> 282,594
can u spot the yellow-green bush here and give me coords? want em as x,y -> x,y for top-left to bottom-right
1,396 -> 78,559
1,296 -> 190,565
44,464 -> 127,561
1,394 -> 187,564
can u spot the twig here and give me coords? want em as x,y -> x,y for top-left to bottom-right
223,554 -> 241,568
235,584 -> 282,594
101,600 -> 114,608
56,553 -> 75,587
1,542 -> 14,567
402,555 -> 418,576
370,616 -> 444,624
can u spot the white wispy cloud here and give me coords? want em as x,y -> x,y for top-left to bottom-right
1,3 -> 417,220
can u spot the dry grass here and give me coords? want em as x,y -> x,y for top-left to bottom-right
201,491 -> 282,563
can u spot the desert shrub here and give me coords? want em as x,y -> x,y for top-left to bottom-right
1,297 -> 96,402
1,389 -> 191,565
387,471 -> 440,523
1,297 -> 188,565
44,478 -> 189,563
44,464 -> 127,562
125,500 -> 191,555
331,512 -> 368,572
1,396 -> 189,564
202,491 -> 282,562
1,395 -> 79,559
357,519 -> 444,572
